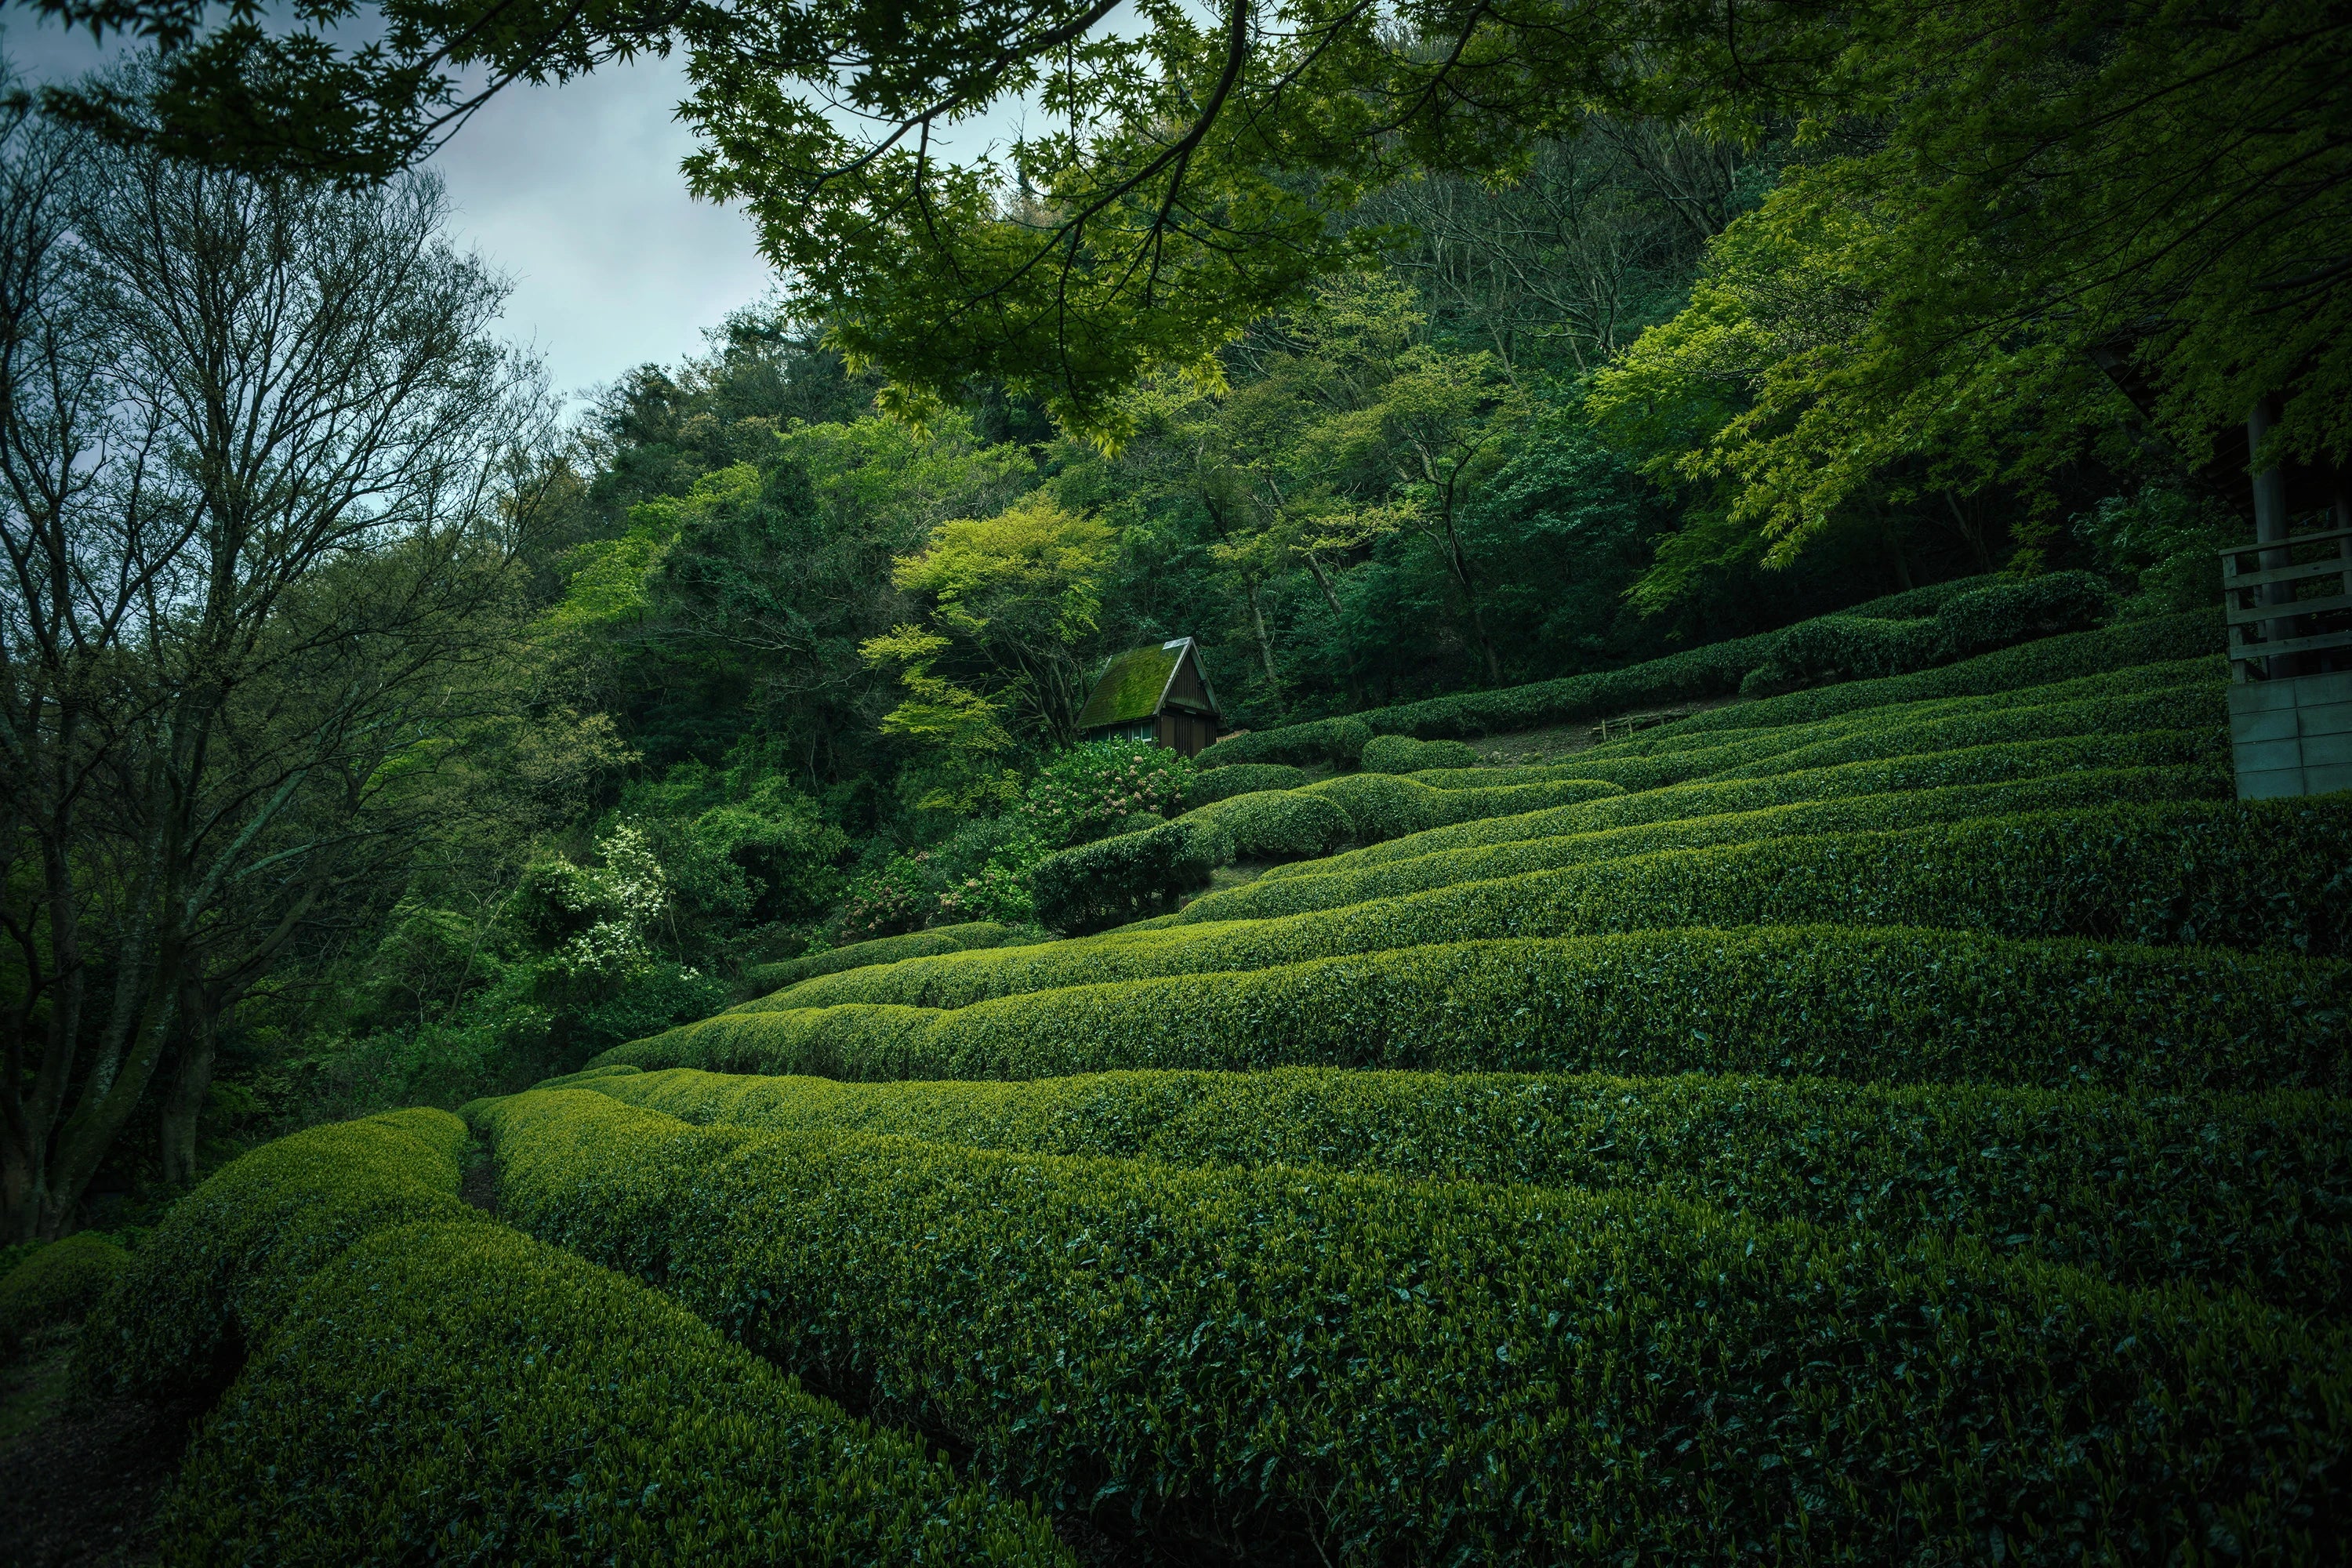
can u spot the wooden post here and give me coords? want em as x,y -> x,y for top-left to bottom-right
2249,397 -> 2294,677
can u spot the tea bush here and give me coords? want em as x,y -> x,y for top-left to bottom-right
1740,572 -> 2114,695
571,1064 -> 2352,1313
1180,763 -> 2226,925
739,921 -> 1039,996
1359,734 -> 1482,773
479,1087 -> 2352,1565
1182,762 -> 1310,807
1183,789 -> 1353,861
1297,771 -> 1624,842
1198,580 -> 2166,760
1029,817 -> 1229,935
1194,716 -> 1370,769
1630,611 -> 2221,746
163,1220 -> 1065,1566
1,1232 -> 129,1358
1740,614 -> 1951,695
1470,680 -> 2223,795
604,926 -> 2352,1097
77,1107 -> 474,1401
719,799 -> 2352,1019
1290,726 -> 2226,878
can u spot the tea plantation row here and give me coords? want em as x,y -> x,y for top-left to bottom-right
49,603 -> 2351,1563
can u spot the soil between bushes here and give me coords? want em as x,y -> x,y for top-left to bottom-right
0,1339 -> 204,1567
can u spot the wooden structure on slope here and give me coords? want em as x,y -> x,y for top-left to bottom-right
2220,397 -> 2352,797
1076,637 -> 1222,757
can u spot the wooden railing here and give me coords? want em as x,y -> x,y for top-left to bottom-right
2221,522 -> 2352,681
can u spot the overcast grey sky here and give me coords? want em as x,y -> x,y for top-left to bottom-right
4,24 -> 782,405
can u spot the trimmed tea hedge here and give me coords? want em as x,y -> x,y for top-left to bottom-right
1286,728 -> 2228,878
1184,788 -> 1352,861
742,922 -> 1039,996
2,1232 -> 128,1357
76,1107 -> 474,1401
573,1064 -> 2352,1313
1360,733 -> 1481,773
1697,684 -> 2223,783
1741,614 -> 1950,695
1741,572 -> 2114,695
1562,655 -> 2221,771
601,927 -> 2352,1097
1202,608 -> 2215,771
1029,817 -> 1229,935
1196,581 -> 2010,763
1182,762 -> 1310,807
1938,570 -> 2118,659
717,798 -> 2352,1018
1179,764 -> 2227,926
1195,715 -> 1369,770
1461,680 -> 2225,797
163,1218 -> 1066,1566
480,1087 -> 2352,1564
1297,771 -> 1624,843
1630,610 -> 2223,746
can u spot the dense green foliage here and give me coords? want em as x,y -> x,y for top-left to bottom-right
89,1110 -> 1061,1563
82,514 -> 2352,1558
0,1232 -> 128,1358
1029,818 -> 1231,935
20,3 -> 2352,1557
568,1064 -> 2352,1314
1185,790 -> 1356,862
1181,763 -> 1312,807
1359,735 -> 1481,773
165,1220 -> 1066,1564
17,0 -> 2324,1247
1181,764 -> 2229,926
738,922 -> 1040,996
614,927 -> 2350,1097
480,1087 -> 2351,1562
76,1109 -> 477,1403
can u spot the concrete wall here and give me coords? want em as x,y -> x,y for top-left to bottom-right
2230,669 -> 2352,797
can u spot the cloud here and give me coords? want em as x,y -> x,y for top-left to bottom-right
430,56 -> 775,402
3,23 -> 774,407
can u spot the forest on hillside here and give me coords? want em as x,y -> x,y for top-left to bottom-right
1,0 -> 2339,1250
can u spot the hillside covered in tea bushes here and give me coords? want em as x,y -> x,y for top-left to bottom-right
48,599 -> 2352,1562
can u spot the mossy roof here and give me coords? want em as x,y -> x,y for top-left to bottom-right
1077,644 -> 1185,731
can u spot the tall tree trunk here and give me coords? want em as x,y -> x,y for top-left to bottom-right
1300,552 -> 1363,706
1943,491 -> 1992,572
1435,505 -> 1502,685
40,938 -> 181,1238
158,983 -> 218,1189
1247,579 -> 1281,692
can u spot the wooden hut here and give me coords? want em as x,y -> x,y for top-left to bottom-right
1076,637 -> 1222,757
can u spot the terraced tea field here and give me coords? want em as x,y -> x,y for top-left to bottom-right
81,609 -> 2352,1562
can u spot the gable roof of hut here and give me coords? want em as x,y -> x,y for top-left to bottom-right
1076,637 -> 1217,731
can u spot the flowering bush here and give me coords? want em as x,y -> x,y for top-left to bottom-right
509,822 -> 672,981
1020,740 -> 1195,850
932,817 -> 1046,924
831,855 -> 942,942
935,862 -> 1036,924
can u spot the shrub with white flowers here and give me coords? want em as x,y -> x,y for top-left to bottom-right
1019,740 -> 1195,851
